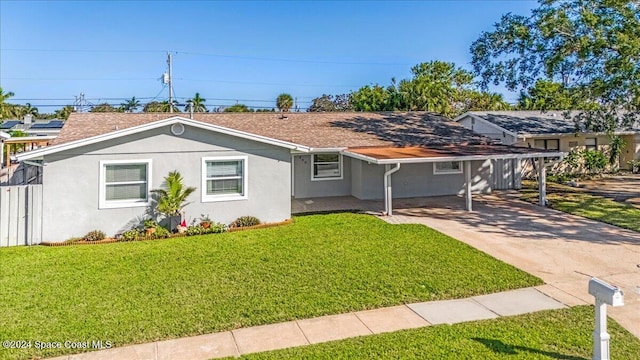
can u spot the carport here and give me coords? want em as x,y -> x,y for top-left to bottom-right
343,144 -> 563,215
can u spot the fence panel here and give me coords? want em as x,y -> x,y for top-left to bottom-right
0,185 -> 43,247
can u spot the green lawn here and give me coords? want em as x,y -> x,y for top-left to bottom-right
0,213 -> 540,360
521,180 -> 640,232
236,306 -> 640,360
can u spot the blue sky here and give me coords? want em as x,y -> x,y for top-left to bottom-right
0,1 -> 538,113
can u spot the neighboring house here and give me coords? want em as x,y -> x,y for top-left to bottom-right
0,115 -> 64,137
454,111 -> 640,169
16,112 -> 560,242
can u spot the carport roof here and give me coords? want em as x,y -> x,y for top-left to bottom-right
342,145 -> 563,164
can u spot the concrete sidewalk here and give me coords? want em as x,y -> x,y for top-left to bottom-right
49,287 -> 564,360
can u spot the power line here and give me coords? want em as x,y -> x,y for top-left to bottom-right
1,48 -> 411,66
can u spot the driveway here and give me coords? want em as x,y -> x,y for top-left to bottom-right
382,194 -> 640,338
566,173 -> 640,207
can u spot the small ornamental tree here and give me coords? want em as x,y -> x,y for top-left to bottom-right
151,171 -> 196,231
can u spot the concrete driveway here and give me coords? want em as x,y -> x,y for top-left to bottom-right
571,174 -> 640,207
382,194 -> 640,338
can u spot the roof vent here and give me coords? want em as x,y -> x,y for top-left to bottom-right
114,125 -> 119,130
279,115 -> 288,120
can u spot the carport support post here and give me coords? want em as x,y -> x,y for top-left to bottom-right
538,157 -> 546,206
465,160 -> 472,211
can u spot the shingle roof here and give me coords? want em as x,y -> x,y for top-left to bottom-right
466,111 -> 584,134
53,112 -> 489,148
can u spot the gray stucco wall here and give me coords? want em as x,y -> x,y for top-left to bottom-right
41,124 -> 291,242
292,154 -> 352,198
350,159 -> 492,200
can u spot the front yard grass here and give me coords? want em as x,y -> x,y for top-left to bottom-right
236,306 -> 640,359
0,213 -> 540,360
521,180 -> 640,232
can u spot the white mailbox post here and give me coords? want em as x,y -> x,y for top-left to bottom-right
588,277 -> 624,360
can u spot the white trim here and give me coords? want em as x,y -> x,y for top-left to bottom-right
291,154 -> 295,197
311,153 -> 343,181
201,155 -> 248,202
17,117 -> 311,161
99,159 -> 152,209
433,161 -> 463,175
453,113 -> 519,139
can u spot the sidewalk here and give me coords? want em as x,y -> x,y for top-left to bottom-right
48,287 -> 565,360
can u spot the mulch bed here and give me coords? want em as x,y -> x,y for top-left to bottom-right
40,219 -> 293,247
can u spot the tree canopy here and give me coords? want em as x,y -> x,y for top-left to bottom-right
276,93 -> 294,112
0,87 -> 17,119
471,0 -> 640,131
224,104 -> 253,112
308,94 -> 353,112
350,61 -> 511,117
185,93 -> 208,113
143,101 -> 179,113
120,97 -> 141,113
90,103 -> 119,113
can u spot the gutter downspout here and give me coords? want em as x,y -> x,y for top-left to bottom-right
383,163 -> 401,216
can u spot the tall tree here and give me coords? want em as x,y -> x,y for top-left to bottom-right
471,0 -> 640,132
351,84 -> 390,112
90,103 -> 119,112
276,93 -> 294,112
120,97 -> 141,113
0,87 -> 17,119
464,91 -> 512,112
517,79 -> 597,111
54,105 -> 75,120
308,94 -> 352,112
143,100 -> 179,113
185,93 -> 208,112
12,103 -> 39,118
223,104 -> 253,112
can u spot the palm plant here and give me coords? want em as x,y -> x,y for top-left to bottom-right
185,93 -> 208,112
0,87 -> 17,119
121,97 -> 141,113
151,171 -> 196,230
276,93 -> 294,112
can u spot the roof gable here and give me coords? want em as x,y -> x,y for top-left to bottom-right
17,117 -> 309,161
461,111 -> 581,135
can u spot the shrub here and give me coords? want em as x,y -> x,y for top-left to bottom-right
583,149 -> 607,173
119,229 -> 141,242
209,222 -> 227,234
143,219 -> 157,229
83,230 -> 106,242
64,237 -> 82,244
628,159 -> 640,173
186,225 -> 206,236
230,216 -> 261,228
152,226 -> 171,239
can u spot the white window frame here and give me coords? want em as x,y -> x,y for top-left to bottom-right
534,139 -> 560,150
201,156 -> 248,202
311,153 -> 343,181
433,161 -> 463,175
585,137 -> 598,151
99,159 -> 152,209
